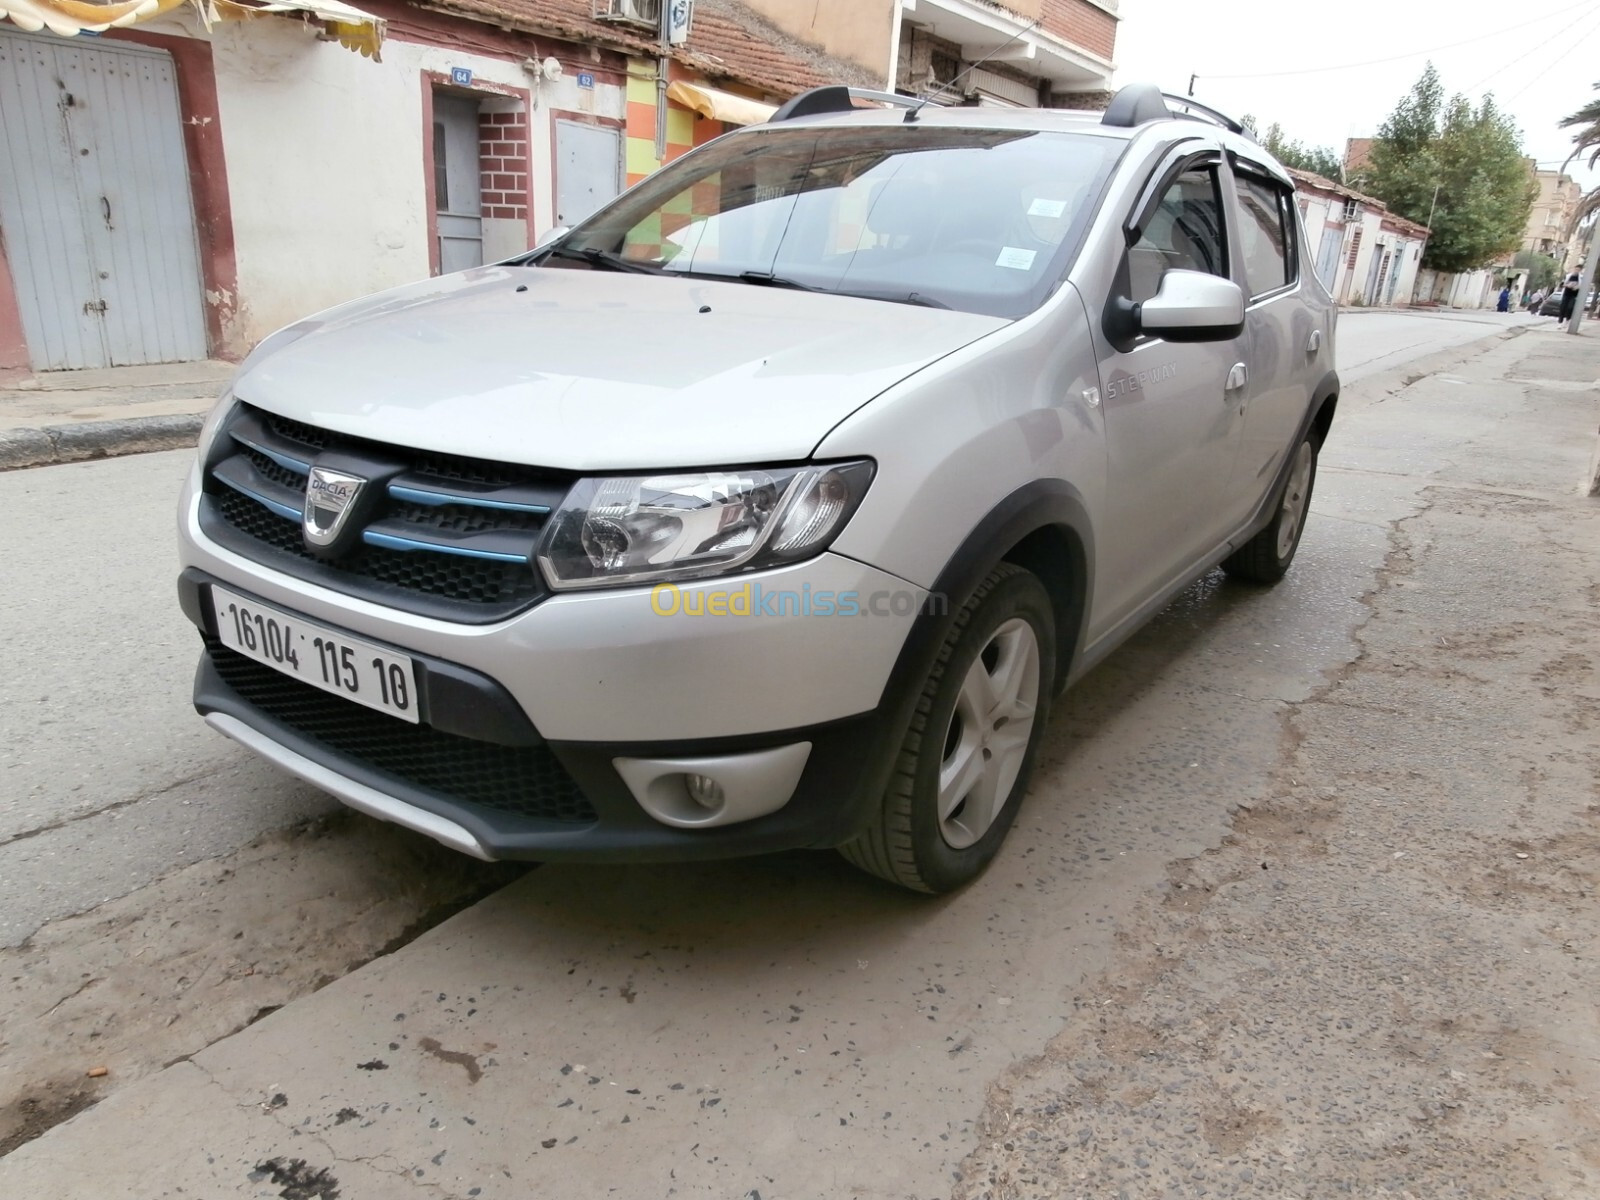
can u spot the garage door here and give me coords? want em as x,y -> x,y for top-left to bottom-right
0,31 -> 208,370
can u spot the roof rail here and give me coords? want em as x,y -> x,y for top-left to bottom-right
769,86 -> 929,123
1100,83 -> 1255,141
1162,93 -> 1254,139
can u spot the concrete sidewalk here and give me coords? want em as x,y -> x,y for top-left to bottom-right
0,360 -> 232,470
2,327 -> 1596,1199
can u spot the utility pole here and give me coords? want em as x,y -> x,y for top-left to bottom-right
1565,217 -> 1600,335
1424,183 -> 1441,234
654,0 -> 670,162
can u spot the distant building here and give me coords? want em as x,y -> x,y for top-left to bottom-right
1521,162 -> 1581,264
1343,137 -> 1373,182
746,0 -> 1119,105
1290,169 -> 1430,307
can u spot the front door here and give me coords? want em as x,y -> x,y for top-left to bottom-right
1092,154 -> 1246,631
554,119 -> 622,228
0,31 -> 208,370
433,95 -> 483,273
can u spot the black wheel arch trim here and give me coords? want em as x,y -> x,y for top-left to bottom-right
881,480 -> 1094,721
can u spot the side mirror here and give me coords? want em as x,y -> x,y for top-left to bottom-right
535,225 -> 570,249
1137,270 -> 1246,342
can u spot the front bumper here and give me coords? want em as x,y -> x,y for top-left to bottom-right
179,556 -> 907,861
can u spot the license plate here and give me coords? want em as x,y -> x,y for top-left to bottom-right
210,586 -> 420,723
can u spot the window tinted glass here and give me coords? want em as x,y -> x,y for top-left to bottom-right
1234,174 -> 1292,297
560,126 -> 1121,319
1128,167 -> 1226,304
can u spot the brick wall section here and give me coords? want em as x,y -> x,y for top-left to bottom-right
478,109 -> 529,221
1051,89 -> 1112,110
1041,0 -> 1116,61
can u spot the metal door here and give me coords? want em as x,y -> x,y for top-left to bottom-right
0,31 -> 207,369
1365,246 -> 1389,305
554,119 -> 621,227
1314,223 -> 1342,291
433,95 -> 483,273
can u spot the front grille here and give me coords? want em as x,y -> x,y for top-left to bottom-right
205,636 -> 597,826
201,403 -> 573,622
213,489 -> 543,608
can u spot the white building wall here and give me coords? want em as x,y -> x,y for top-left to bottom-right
1299,197 -> 1330,262
138,14 -> 624,345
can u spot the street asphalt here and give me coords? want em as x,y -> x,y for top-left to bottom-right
0,311 -> 1594,1197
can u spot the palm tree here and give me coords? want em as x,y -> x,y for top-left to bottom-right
1558,89 -> 1600,259
1560,93 -> 1600,171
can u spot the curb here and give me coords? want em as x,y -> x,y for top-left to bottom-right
0,413 -> 203,472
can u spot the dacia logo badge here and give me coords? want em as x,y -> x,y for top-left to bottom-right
303,466 -> 367,549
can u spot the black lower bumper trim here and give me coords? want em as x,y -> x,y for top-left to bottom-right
185,572 -> 895,861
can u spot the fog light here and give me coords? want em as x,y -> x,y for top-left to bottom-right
684,774 -> 725,809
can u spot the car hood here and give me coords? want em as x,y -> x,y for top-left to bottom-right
232,265 -> 1008,471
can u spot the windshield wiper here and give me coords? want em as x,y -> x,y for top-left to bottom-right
727,271 -> 828,292
544,245 -> 665,275
898,291 -> 951,309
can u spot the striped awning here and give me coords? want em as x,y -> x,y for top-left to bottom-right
0,0 -> 385,58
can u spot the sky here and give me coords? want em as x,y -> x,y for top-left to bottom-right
1113,0 -> 1600,193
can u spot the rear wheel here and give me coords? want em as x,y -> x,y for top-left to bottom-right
839,563 -> 1055,893
1221,433 -> 1317,585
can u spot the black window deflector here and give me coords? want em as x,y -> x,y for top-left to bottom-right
1123,145 -> 1216,247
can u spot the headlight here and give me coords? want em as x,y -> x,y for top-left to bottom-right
537,461 -> 874,590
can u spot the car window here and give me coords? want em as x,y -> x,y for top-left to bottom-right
1233,173 -> 1295,298
1128,166 -> 1227,304
560,125 -> 1122,319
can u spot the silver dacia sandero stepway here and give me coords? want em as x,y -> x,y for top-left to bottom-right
178,84 -> 1337,893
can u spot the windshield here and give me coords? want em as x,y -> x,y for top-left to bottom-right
550,124 -> 1121,319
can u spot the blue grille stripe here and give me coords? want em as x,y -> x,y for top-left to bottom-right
387,484 -> 550,514
232,434 -> 311,474
215,473 -> 304,523
362,530 -> 531,563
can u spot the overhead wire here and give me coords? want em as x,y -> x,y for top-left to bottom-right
1463,5 -> 1600,95
1194,0 -> 1592,82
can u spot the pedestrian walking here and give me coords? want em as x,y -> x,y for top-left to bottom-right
1497,285 -> 1511,312
1528,287 -> 1547,312
1558,271 -> 1581,322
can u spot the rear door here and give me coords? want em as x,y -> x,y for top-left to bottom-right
1222,160 -> 1312,528
1088,147 -> 1249,631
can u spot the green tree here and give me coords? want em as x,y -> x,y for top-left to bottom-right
1259,122 -> 1343,179
1361,64 -> 1535,273
1512,249 -> 1559,292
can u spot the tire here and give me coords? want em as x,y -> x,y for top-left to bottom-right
1221,433 -> 1318,585
839,563 -> 1055,893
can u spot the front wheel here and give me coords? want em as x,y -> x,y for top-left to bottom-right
839,563 -> 1055,893
1221,434 -> 1318,585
